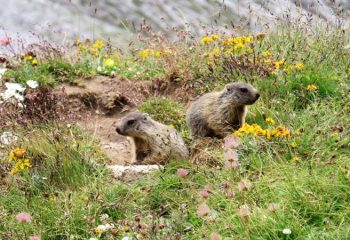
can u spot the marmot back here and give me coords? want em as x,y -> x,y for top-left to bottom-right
116,112 -> 189,164
186,82 -> 260,138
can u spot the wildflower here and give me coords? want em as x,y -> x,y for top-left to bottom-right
306,84 -> 318,91
271,125 -> 291,138
0,132 -> 18,145
210,232 -> 222,240
239,205 -> 250,218
265,117 -> 275,125
199,190 -> 210,198
30,236 -> 41,240
121,237 -> 131,240
197,203 -> 210,217
0,37 -> 11,46
292,156 -> 300,161
226,189 -> 235,198
32,58 -> 38,66
200,35 -> 218,44
294,62 -> 304,70
138,49 -> 154,60
95,223 -> 114,234
261,51 -> 271,57
224,160 -> 240,169
282,228 -> 292,235
168,124 -> 175,129
103,58 -> 115,67
238,180 -> 253,192
24,55 -> 33,61
26,80 -> 39,89
224,135 -> 240,148
291,141 -> 298,148
16,212 -> 31,223
0,82 -> 26,107
92,40 -> 105,50
13,148 -> 26,158
274,60 -> 285,69
267,203 -> 279,212
177,168 -> 188,178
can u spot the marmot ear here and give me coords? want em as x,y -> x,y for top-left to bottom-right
142,113 -> 149,120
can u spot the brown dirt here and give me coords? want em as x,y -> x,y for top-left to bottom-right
56,76 -> 153,165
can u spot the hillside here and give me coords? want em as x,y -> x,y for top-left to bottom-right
0,20 -> 350,239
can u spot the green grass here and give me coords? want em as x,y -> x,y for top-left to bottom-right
1,25 -> 350,239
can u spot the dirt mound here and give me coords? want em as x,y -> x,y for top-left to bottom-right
56,76 -> 153,164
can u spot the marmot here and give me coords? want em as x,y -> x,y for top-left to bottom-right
116,112 -> 189,164
186,82 -> 260,138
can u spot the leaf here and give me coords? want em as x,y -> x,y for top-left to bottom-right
224,135 -> 240,149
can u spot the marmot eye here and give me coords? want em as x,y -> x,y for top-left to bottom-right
143,117 -> 147,121
227,87 -> 231,91
239,87 -> 248,93
127,119 -> 136,125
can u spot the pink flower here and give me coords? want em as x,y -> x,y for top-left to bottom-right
237,180 -> 253,192
210,232 -> 222,240
267,203 -> 279,212
227,189 -> 235,198
177,168 -> 188,178
30,236 -> 41,240
197,203 -> 210,217
199,190 -> 209,198
224,160 -> 240,169
239,205 -> 250,218
0,37 -> 11,46
16,212 -> 31,223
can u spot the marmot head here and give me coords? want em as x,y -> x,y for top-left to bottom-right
220,82 -> 260,106
116,112 -> 154,138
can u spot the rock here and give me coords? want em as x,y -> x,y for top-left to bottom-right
107,164 -> 161,181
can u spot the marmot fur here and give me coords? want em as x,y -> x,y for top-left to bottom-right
186,82 -> 260,138
116,112 -> 189,164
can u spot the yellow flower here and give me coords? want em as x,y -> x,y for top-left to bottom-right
92,40 -> 105,50
306,84 -> 318,91
292,156 -> 300,161
274,60 -> 285,69
200,34 -> 219,44
265,117 -> 275,125
169,124 -> 175,129
291,142 -> 298,148
271,125 -> 291,138
262,51 -> 272,57
24,55 -> 33,61
294,62 -> 304,70
138,49 -> 155,60
13,148 -> 26,158
10,167 -> 19,175
78,44 -> 87,52
103,58 -> 115,67
32,58 -> 38,66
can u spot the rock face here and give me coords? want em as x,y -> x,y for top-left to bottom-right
0,0 -> 349,42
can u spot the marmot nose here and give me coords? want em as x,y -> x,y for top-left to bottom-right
116,127 -> 121,134
255,93 -> 260,100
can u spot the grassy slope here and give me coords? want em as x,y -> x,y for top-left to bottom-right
0,25 -> 350,239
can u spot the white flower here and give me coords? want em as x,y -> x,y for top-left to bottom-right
122,237 -> 131,240
26,80 -> 39,89
0,68 -> 6,79
95,223 -> 114,233
0,131 -> 18,145
282,228 -> 292,235
0,82 -> 26,107
97,66 -> 102,72
89,238 -> 98,240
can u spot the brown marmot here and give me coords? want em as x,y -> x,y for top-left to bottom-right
116,112 -> 189,164
186,82 -> 260,138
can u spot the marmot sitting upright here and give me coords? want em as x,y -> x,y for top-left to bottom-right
116,112 -> 189,164
186,82 -> 260,138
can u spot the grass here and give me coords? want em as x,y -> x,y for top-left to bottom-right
0,21 -> 350,239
